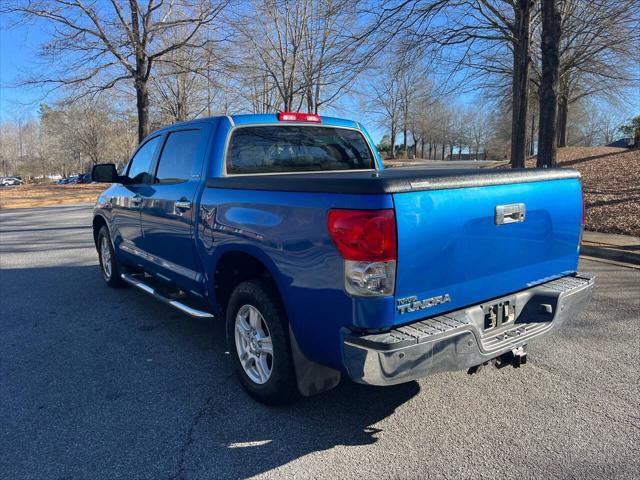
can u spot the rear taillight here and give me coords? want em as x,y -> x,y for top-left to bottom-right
328,209 -> 397,296
278,112 -> 321,123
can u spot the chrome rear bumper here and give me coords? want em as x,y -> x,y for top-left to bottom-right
343,273 -> 594,386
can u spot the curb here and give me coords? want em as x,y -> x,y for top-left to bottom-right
580,245 -> 640,266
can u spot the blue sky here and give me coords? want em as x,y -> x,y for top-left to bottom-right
0,15 -> 49,121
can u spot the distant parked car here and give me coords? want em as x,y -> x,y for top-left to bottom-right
58,175 -> 82,184
1,176 -> 23,186
76,173 -> 92,184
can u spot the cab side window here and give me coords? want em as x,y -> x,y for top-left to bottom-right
126,136 -> 162,184
155,130 -> 201,184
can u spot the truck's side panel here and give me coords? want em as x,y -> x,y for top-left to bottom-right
197,188 -> 394,369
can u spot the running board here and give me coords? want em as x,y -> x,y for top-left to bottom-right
120,273 -> 214,319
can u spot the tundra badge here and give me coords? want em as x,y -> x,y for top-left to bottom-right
396,294 -> 452,314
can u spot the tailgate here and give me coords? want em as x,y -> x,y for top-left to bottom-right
392,176 -> 583,325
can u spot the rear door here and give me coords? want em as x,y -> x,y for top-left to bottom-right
139,128 -> 207,292
392,177 -> 583,325
111,135 -> 163,253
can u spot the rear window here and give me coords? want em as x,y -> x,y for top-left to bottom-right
226,126 -> 375,174
155,129 -> 201,184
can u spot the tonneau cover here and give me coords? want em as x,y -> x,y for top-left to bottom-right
206,167 -> 580,194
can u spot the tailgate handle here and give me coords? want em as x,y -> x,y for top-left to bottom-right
495,203 -> 526,225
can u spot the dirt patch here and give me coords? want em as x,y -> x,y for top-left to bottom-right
0,184 -> 105,209
527,147 -> 640,237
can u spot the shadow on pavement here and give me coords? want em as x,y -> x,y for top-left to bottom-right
1,264 -> 420,479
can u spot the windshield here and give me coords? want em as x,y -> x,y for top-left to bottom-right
226,125 -> 375,174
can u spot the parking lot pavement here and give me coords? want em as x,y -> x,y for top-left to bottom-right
1,204 -> 639,480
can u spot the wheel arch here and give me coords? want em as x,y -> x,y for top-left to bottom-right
92,214 -> 108,249
211,246 -> 289,320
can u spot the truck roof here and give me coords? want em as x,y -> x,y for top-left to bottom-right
230,114 -> 359,129
148,113 -> 360,137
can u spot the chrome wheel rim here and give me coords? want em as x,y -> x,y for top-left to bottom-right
100,236 -> 112,279
234,304 -> 273,384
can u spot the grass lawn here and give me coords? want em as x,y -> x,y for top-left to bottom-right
0,184 -> 105,209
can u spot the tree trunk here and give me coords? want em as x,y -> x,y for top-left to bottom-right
441,144 -> 445,160
390,127 -> 396,159
135,79 -> 150,143
529,108 -> 536,155
510,0 -> 533,168
556,94 -> 568,147
537,0 -> 562,168
402,127 -> 407,155
306,83 -> 314,113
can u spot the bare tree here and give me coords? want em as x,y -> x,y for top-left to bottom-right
367,69 -> 403,158
300,1 -> 371,113
595,111 -> 624,145
400,1 -> 537,167
398,63 -> 432,155
151,39 -> 211,123
553,0 -> 640,147
233,0 -> 387,113
0,98 -> 137,179
466,106 -> 492,159
234,0 -> 309,112
4,0 -> 228,142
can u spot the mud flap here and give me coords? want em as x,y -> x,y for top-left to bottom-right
289,326 -> 341,397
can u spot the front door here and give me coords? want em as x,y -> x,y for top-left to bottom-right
110,135 -> 163,255
139,128 -> 206,293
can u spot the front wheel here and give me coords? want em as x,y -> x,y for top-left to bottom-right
97,226 -> 126,288
226,278 -> 298,405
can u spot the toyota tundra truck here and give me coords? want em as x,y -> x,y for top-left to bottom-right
91,112 -> 594,404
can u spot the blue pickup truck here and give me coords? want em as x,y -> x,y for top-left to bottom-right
91,112 -> 594,404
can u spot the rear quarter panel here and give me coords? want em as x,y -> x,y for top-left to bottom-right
198,188 -> 394,369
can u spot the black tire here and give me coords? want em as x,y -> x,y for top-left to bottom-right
97,226 -> 126,288
226,278 -> 298,405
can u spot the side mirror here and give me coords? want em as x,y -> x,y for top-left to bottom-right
91,163 -> 119,183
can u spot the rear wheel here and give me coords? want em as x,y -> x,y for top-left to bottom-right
97,226 -> 126,288
226,278 -> 298,405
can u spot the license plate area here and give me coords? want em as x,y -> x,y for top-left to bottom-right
483,299 -> 516,331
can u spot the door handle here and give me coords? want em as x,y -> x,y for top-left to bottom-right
495,203 -> 526,225
131,195 -> 143,206
175,200 -> 192,210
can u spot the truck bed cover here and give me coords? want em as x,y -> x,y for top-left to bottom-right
206,167 -> 579,194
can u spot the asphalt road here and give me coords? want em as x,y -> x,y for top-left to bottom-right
1,204 -> 639,480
